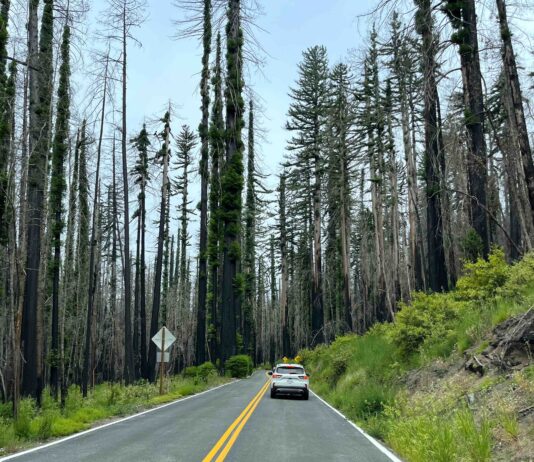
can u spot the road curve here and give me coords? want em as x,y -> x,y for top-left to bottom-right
2,372 -> 399,462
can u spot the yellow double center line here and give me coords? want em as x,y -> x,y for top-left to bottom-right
202,379 -> 270,462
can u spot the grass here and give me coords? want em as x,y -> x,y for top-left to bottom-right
299,250 -> 534,461
0,373 -> 229,456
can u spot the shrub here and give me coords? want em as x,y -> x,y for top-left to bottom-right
14,399 -> 35,439
198,362 -> 217,382
500,251 -> 534,299
225,355 -> 253,378
31,411 -> 55,440
0,420 -> 16,450
391,292 -> 465,357
343,381 -> 395,419
183,366 -> 199,379
456,248 -> 509,300
0,402 -> 12,419
461,228 -> 485,263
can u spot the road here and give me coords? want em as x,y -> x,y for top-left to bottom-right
2,372 -> 400,462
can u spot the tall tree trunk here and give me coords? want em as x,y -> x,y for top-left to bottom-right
415,0 -> 448,291
21,0 -> 54,401
446,0 -> 489,257
82,53 -> 108,396
278,173 -> 290,356
121,5 -> 134,384
49,24 -> 71,399
148,112 -> 170,382
0,0 -> 11,244
195,0 -> 211,366
220,0 -> 244,364
207,33 -> 223,364
496,0 -> 534,228
242,100 -> 256,358
311,139 -> 324,346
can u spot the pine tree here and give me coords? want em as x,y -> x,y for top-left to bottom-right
207,32 -> 224,364
220,0 -> 245,364
21,0 -> 54,400
278,172 -> 290,356
326,62 -> 355,334
131,125 -> 150,378
175,125 -> 196,365
385,12 -> 425,290
62,130 -> 80,393
415,0 -> 448,290
242,100 -> 257,359
0,0 -> 11,244
496,0 -> 534,228
195,0 -> 212,366
148,111 -> 171,382
49,24 -> 71,399
285,45 -> 329,347
77,121 -> 91,396
444,0 -> 489,258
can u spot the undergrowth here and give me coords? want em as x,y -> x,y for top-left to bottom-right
0,373 -> 228,455
300,249 -> 534,461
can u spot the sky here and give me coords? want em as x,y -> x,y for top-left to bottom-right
73,0 -> 534,258
77,0 -> 378,253
111,0 -> 374,183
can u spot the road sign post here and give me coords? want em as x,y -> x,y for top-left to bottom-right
151,326 -> 176,395
160,327 -> 165,395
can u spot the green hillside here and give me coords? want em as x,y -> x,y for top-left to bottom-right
300,250 -> 534,461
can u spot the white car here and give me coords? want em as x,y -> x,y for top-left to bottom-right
268,363 -> 310,400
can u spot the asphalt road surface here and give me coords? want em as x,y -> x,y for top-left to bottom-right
2,372 -> 400,462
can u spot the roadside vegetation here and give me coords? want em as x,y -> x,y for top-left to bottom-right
0,367 -> 229,456
300,250 -> 534,461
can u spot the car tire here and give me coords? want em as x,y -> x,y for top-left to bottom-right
270,389 -> 276,399
303,390 -> 309,400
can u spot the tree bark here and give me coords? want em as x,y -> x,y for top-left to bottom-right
121,5 -> 134,384
416,0 -> 448,291
148,112 -> 170,382
496,0 -> 534,228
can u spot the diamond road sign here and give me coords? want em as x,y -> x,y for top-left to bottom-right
151,326 -> 176,351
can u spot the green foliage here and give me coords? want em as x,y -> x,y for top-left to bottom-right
225,355 -> 253,378
391,292 -> 465,357
183,362 -> 217,383
198,361 -> 217,381
456,409 -> 492,461
0,375 -> 228,456
461,228 -> 484,262
13,399 -> 34,439
499,252 -> 534,298
342,382 -> 395,419
298,251 -> 534,462
456,248 -> 509,300
183,366 -> 199,379
499,407 -> 519,440
387,404 -> 494,462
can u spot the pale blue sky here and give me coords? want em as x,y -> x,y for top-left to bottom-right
118,0 -> 373,180
78,0 -> 376,251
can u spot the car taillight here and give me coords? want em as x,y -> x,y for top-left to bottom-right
299,375 -> 309,380
272,374 -> 282,378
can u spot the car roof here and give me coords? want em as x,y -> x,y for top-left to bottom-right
276,363 -> 304,368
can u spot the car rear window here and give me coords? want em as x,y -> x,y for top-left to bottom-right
276,366 -> 304,375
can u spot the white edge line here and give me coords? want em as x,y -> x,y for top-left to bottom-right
0,380 -> 239,461
310,390 -> 403,462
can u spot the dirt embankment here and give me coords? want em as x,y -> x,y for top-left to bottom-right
403,310 -> 534,461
